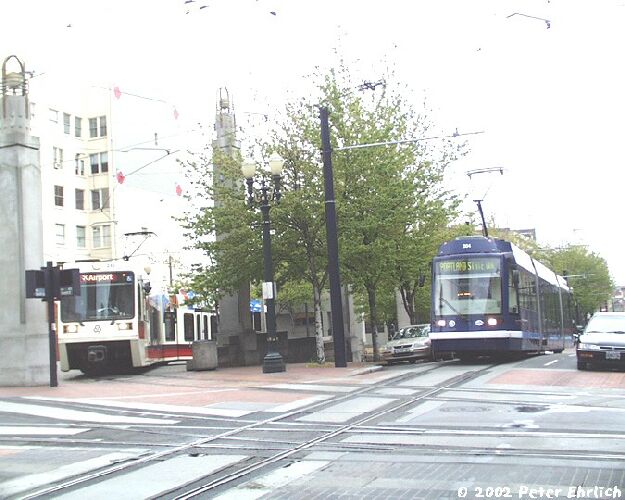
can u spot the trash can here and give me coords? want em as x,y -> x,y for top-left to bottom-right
187,340 -> 218,371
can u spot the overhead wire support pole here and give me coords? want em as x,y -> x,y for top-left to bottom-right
320,107 -> 485,367
320,106 -> 347,368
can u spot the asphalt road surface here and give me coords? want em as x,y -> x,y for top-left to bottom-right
1,349 -> 624,499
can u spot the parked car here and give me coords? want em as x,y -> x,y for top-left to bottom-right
380,324 -> 432,364
576,312 -> 625,370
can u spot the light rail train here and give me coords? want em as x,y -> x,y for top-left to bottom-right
430,236 -> 575,359
57,260 -> 216,374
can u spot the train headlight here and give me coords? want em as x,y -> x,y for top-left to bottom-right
63,324 -> 79,333
436,319 -> 446,327
116,322 -> 133,331
487,317 -> 498,326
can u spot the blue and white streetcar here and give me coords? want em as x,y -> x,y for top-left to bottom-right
430,236 -> 575,359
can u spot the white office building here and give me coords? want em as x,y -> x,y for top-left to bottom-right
28,76 -> 196,285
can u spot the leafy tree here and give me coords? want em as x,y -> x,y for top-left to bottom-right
545,245 -> 614,320
180,60 -> 466,363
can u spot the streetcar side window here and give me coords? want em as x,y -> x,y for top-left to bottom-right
508,269 -> 520,314
196,315 -> 201,341
164,311 -> 176,341
210,314 -> 218,339
183,313 -> 194,341
203,315 -> 209,340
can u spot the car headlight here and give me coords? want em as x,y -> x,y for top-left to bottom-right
578,343 -> 600,350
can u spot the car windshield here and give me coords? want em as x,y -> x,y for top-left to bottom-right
392,326 -> 429,340
584,315 -> 625,334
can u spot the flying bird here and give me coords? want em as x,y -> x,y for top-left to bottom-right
270,11 -> 277,15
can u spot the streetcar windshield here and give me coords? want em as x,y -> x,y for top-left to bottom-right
60,271 -> 135,322
434,258 -> 502,316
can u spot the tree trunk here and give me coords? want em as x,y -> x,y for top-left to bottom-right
313,285 -> 326,364
367,286 -> 380,362
400,284 -> 416,324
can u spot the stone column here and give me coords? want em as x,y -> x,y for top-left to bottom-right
0,57 -> 49,386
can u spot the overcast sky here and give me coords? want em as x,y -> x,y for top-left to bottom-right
3,0 -> 625,282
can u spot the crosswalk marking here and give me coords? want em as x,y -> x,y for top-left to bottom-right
297,396 -> 395,423
0,401 -> 179,424
51,454 -> 249,500
213,460 -> 329,500
265,383 -> 359,393
0,452 -> 138,498
25,396 -> 252,418
266,395 -> 333,413
0,426 -> 88,436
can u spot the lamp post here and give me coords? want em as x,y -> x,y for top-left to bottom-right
242,153 -> 286,373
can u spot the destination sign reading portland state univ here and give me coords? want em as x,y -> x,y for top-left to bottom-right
437,258 -> 500,274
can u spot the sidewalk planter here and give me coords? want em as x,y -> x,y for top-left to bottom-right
187,340 -> 218,371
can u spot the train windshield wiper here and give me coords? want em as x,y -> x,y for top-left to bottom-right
439,296 -> 463,316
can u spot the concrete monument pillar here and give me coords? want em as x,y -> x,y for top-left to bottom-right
0,55 -> 49,386
212,89 -> 255,365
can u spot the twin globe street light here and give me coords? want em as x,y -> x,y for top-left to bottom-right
242,153 -> 286,373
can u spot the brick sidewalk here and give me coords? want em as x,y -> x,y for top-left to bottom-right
0,362 -> 386,407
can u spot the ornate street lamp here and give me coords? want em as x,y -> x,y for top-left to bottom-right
242,153 -> 286,373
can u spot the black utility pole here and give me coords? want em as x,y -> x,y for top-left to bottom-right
319,106 -> 347,368
44,262 -> 59,387
26,262 -> 80,387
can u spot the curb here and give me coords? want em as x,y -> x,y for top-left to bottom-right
350,364 -> 384,376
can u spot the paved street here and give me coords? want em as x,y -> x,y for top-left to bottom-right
1,350 -> 624,499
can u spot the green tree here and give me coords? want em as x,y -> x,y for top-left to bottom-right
545,245 -> 614,320
180,60 -> 466,363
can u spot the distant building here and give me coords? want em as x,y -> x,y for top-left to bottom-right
27,76 -> 194,285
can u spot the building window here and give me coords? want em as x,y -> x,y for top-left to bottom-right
75,116 -> 82,137
89,118 -> 97,137
74,154 -> 85,175
55,224 -> 65,246
92,224 -> 111,248
63,113 -> 71,134
75,189 -> 84,210
76,225 -> 86,248
53,147 -> 63,169
54,185 -> 64,207
49,108 -> 58,123
89,115 -> 107,138
91,188 -> 109,210
89,151 -> 108,174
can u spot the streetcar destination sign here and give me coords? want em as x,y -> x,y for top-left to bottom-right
80,272 -> 134,283
437,258 -> 499,274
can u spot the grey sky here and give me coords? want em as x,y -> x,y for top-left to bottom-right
3,0 -> 625,282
